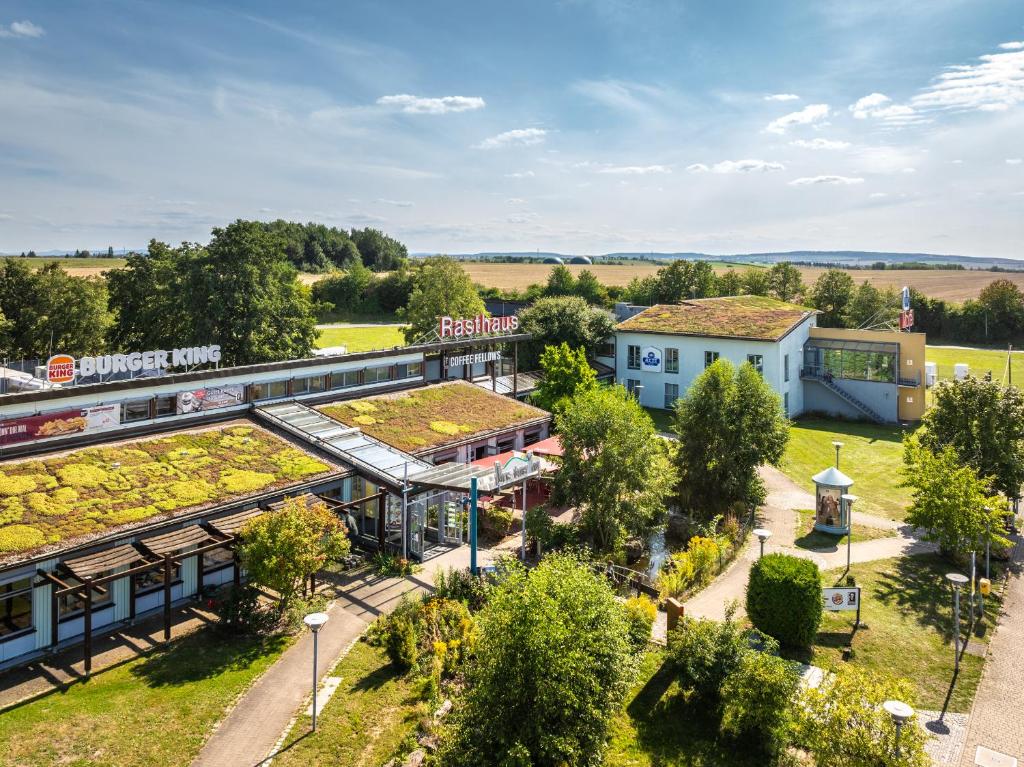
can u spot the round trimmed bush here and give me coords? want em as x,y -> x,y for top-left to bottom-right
746,553 -> 822,647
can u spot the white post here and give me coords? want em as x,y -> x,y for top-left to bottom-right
311,629 -> 319,731
303,612 -> 329,733
521,477 -> 527,561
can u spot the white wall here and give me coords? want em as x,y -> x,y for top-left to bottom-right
614,315 -> 815,414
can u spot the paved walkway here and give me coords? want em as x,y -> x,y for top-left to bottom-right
193,544 -> 493,767
956,534 -> 1024,767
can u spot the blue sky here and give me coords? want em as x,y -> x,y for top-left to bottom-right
0,0 -> 1022,257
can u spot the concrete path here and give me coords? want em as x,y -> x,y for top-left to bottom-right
192,544 -> 494,767
956,534 -> 1024,767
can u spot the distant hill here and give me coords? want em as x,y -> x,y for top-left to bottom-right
423,250 -> 1024,270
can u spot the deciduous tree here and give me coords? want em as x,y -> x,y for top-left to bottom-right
555,385 -> 675,551
532,342 -> 596,412
401,256 -> 485,342
810,269 -> 855,328
766,262 -> 805,302
517,296 -> 614,369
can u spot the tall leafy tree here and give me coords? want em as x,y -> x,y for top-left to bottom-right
350,227 -> 408,271
902,438 -> 1008,556
555,385 -> 675,551
439,554 -> 634,767
766,262 -> 805,302
978,278 -> 1024,340
0,260 -> 111,358
657,260 -> 717,302
673,359 -> 789,517
717,269 -> 744,297
532,342 -> 597,412
401,256 -> 485,342
574,269 -> 609,305
810,269 -> 855,328
741,268 -> 771,296
845,281 -> 899,329
544,264 -> 577,296
623,274 -> 660,305
517,296 -> 615,369
919,376 -> 1024,501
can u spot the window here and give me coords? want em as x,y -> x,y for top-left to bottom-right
0,576 -> 32,637
497,437 -> 515,453
746,354 -> 764,375
784,392 -> 789,415
664,383 -> 679,409
474,444 -> 490,460
251,380 -> 288,401
203,547 -> 235,573
704,351 -> 720,368
665,348 -> 679,374
398,362 -> 423,379
364,365 -> 393,384
597,340 -> 615,358
155,395 -> 177,418
820,349 -> 896,384
122,400 -> 151,423
784,354 -> 790,383
627,345 -> 641,370
307,374 -> 327,393
135,563 -> 181,594
432,451 -> 457,465
626,378 -> 641,396
58,574 -> 112,618
330,370 -> 360,390
292,377 -> 310,395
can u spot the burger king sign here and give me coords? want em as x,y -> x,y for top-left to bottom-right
46,354 -> 76,384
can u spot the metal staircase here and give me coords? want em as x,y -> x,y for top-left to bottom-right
801,370 -> 886,424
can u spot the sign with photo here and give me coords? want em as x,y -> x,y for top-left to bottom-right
0,404 -> 122,446
640,346 -> 663,373
822,587 -> 861,612
175,384 -> 245,414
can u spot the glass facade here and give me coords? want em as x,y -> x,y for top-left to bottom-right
813,348 -> 896,383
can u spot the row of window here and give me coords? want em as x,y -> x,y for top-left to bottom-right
626,345 -> 768,376
0,548 -> 240,637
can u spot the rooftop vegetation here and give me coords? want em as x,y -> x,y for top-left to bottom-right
0,424 -> 332,560
318,381 -> 547,452
616,295 -> 814,340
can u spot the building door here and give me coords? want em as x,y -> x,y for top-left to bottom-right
442,497 -> 464,544
408,502 -> 425,559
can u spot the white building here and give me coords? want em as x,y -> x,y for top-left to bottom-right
608,296 -> 817,417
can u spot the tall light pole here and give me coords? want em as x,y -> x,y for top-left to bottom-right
884,700 -> 914,759
841,494 -> 858,572
945,572 -> 968,674
754,528 -> 772,559
303,612 -> 329,732
832,440 -> 844,469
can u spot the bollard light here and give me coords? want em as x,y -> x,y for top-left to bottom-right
831,440 -> 844,469
304,612 -> 329,732
883,699 -> 914,758
754,528 -> 772,559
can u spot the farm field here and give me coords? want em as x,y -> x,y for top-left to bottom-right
453,262 -> 1024,302
0,255 -> 127,277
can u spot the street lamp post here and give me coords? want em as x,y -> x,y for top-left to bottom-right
832,440 -> 844,469
841,494 -> 858,572
303,612 -> 329,732
945,572 -> 968,674
883,700 -> 914,759
754,528 -> 772,559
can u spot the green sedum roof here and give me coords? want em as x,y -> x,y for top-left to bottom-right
616,295 -> 816,341
318,380 -> 549,453
0,423 -> 334,563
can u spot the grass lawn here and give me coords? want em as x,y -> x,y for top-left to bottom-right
780,418 -> 912,522
315,325 -> 407,352
791,553 -> 1002,713
0,627 -> 291,767
644,407 -> 675,433
271,639 -> 422,767
606,649 -> 766,767
926,344 -> 1023,386
793,509 -> 895,551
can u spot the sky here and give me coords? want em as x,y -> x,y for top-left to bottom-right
0,0 -> 1022,258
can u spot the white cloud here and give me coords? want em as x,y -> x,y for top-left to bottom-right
950,159 -> 964,164
765,103 -> 830,133
506,197 -> 526,204
790,138 -> 851,150
999,41 -> 1024,50
475,128 -> 547,149
911,48 -> 1024,113
716,159 -> 785,173
1007,158 -> 1023,165
869,192 -> 889,198
849,92 -> 921,124
789,175 -> 864,186
374,198 -> 414,207
686,163 -> 709,173
0,20 -> 44,38
376,94 -> 485,114
505,170 -> 535,178
596,164 -> 672,175
764,93 -> 800,102
901,167 -> 917,174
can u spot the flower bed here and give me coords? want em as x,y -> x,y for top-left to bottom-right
0,423 -> 333,559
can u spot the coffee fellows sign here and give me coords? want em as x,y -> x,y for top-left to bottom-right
46,345 -> 222,384
438,314 -> 519,340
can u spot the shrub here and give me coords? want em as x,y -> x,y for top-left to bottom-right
721,515 -> 742,545
283,594 -> 329,633
386,615 -> 419,671
687,535 -> 721,587
434,567 -> 491,611
213,584 -> 280,636
667,605 -> 752,702
371,551 -> 418,577
478,503 -> 514,538
720,651 -> 800,756
524,505 -> 554,551
623,595 -> 656,652
658,551 -> 695,598
747,553 -> 823,647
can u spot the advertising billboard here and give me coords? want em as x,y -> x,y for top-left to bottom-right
0,404 -> 121,446
175,384 -> 245,415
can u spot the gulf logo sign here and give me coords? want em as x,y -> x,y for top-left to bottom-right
46,354 -> 76,384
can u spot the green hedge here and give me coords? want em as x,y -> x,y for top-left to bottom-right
746,553 -> 822,647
